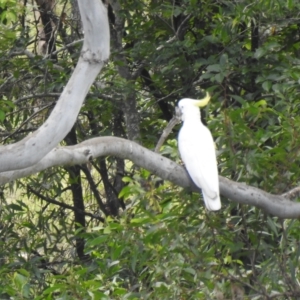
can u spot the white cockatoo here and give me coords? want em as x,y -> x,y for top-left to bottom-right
178,93 -> 221,211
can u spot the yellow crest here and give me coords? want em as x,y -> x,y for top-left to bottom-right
194,92 -> 211,107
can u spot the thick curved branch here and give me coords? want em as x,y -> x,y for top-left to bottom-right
1,137 -> 299,219
0,0 -> 110,172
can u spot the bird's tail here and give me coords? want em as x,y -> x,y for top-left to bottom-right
202,192 -> 221,211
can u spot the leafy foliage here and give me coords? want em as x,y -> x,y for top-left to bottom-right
1,0 -> 300,298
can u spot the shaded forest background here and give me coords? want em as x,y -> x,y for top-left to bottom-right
1,0 -> 300,298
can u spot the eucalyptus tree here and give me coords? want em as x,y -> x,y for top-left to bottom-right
1,0 -> 300,299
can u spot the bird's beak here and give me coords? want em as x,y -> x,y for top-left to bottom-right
194,92 -> 211,107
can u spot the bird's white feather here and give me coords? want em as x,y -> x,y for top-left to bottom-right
178,98 -> 221,211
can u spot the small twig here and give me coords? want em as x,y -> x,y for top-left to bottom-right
156,14 -> 191,51
9,49 -> 35,59
14,93 -> 60,105
0,74 -> 14,91
269,291 -> 300,299
43,39 -> 83,59
282,186 -> 300,200
1,102 -> 55,143
156,88 -> 183,102
155,107 -> 181,153
0,128 -> 38,137
9,50 -> 64,71
174,14 -> 192,38
79,164 -> 109,216
27,185 -> 105,222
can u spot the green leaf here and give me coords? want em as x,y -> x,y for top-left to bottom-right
7,203 -> 24,211
254,48 -> 266,59
262,80 -> 272,92
219,53 -> 228,66
215,72 -> 224,83
88,235 -> 109,246
207,64 -> 221,72
0,110 -> 5,121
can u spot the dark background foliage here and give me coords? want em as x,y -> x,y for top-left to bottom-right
1,0 -> 300,298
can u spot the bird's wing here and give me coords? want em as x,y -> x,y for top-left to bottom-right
178,124 -> 219,200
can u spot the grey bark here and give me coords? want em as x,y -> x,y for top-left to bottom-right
0,0 -> 110,172
1,136 -> 300,219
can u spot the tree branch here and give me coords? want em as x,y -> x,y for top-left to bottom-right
1,102 -> 55,143
155,111 -> 181,152
0,0 -> 110,172
1,137 -> 300,219
13,93 -> 60,105
27,185 -> 104,222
